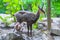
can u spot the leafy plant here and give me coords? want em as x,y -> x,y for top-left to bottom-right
0,0 -> 6,13
0,15 -> 13,27
51,0 -> 60,17
3,0 -> 43,14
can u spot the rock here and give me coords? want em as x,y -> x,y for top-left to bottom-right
51,25 -> 60,36
51,20 -> 60,36
37,21 -> 47,31
0,21 -> 6,27
53,36 -> 60,40
33,29 -> 54,40
41,33 -> 53,40
5,32 -> 25,40
42,18 -> 60,36
0,28 -> 54,40
8,23 -> 15,28
0,36 -> 2,40
38,22 -> 44,29
1,34 -> 7,40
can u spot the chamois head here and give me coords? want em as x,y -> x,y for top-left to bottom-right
38,6 -> 45,14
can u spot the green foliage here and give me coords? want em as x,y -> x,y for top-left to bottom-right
0,15 -> 13,27
0,0 -> 60,17
51,0 -> 60,17
33,22 -> 38,29
0,0 -> 6,13
3,0 -> 42,15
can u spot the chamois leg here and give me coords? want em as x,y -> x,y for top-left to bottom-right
27,25 -> 29,36
30,24 -> 32,36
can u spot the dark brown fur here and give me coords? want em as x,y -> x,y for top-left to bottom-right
14,6 -> 45,36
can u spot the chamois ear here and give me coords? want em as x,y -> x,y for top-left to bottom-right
38,6 -> 45,14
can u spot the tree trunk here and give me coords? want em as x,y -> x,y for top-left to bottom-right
47,0 -> 51,31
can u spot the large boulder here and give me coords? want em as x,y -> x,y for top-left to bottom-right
53,36 -> 60,40
51,18 -> 60,36
51,23 -> 60,36
42,18 -> 60,36
33,29 -> 54,40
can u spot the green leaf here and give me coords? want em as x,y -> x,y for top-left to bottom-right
0,16 -> 4,20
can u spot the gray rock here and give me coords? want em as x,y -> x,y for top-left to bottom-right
0,33 -> 7,40
0,28 -> 54,40
5,32 -> 25,40
33,29 -> 54,40
53,36 -> 60,40
51,26 -> 60,35
42,18 -> 60,36
38,22 -> 44,29
0,21 -> 6,27
41,33 -> 53,40
8,23 -> 15,28
38,21 -> 47,31
51,22 -> 60,36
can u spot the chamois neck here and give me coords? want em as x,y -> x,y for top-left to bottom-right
33,9 -> 40,23
36,9 -> 40,16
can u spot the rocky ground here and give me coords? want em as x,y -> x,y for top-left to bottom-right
0,28 -> 53,40
0,28 -> 60,40
0,14 -> 60,40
